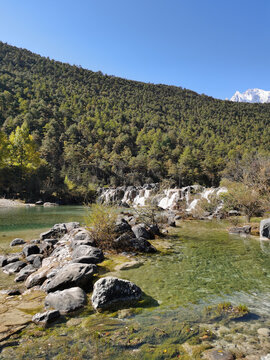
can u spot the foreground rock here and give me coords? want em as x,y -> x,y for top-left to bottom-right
45,287 -> 87,314
260,219 -> 270,239
32,310 -> 60,326
45,263 -> 97,293
92,276 -> 142,311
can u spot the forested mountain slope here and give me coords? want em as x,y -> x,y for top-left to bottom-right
0,41 -> 269,201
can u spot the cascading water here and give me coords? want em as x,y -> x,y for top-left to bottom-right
97,184 -> 227,215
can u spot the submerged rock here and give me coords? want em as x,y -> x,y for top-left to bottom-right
32,310 -> 60,326
258,328 -> 270,337
203,349 -> 234,360
91,276 -> 142,311
44,263 -> 97,293
45,287 -> 87,314
10,238 -> 26,247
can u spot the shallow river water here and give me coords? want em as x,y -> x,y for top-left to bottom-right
0,207 -> 270,359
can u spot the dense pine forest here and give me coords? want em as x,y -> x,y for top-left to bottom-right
0,41 -> 270,202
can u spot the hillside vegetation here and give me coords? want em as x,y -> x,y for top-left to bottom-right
0,41 -> 269,202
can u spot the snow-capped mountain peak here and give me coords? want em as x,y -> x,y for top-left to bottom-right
231,88 -> 270,103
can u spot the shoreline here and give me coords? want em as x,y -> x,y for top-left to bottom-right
0,199 -> 28,208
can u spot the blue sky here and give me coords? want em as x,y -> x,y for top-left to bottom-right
0,0 -> 269,99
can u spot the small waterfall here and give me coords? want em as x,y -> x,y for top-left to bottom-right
97,184 -> 227,215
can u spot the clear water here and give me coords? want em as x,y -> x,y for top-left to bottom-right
0,209 -> 270,359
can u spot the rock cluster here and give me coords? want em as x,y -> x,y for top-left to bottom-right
0,217 -> 150,326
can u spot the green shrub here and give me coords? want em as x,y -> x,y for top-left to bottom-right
84,204 -> 117,250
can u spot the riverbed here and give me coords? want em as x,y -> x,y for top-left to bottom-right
0,207 -> 270,359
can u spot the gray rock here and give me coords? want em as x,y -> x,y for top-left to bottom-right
30,239 -> 41,244
0,256 -> 7,267
40,223 -> 67,240
26,254 -> 43,265
6,255 -> 21,264
43,202 -> 59,207
114,232 -> 156,253
39,242 -> 54,256
25,267 -> 49,288
15,264 -> 36,282
72,245 -> 104,264
10,238 -> 26,247
258,328 -> 270,336
70,230 -> 95,248
35,200 -> 43,205
203,349 -> 234,360
65,222 -> 80,232
45,287 -> 87,314
91,276 -> 142,311
33,255 -> 43,269
44,239 -> 58,246
149,224 -> 160,235
44,263 -> 97,293
114,221 -> 132,235
32,310 -> 60,325
260,218 -> 270,239
6,288 -> 22,296
3,261 -> 27,274
132,224 -> 152,239
229,225 -> 251,234
22,244 -> 40,257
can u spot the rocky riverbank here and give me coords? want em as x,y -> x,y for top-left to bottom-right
0,210 -> 270,359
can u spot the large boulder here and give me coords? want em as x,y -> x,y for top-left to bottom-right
10,238 -> 26,247
3,261 -> 27,274
132,224 -> 153,240
260,219 -> 270,239
91,276 -> 142,311
114,232 -> 157,253
22,244 -> 40,257
70,229 -> 96,248
44,263 -> 97,293
45,287 -> 87,314
72,245 -> 104,264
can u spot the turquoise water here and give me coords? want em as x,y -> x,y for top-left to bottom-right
0,209 -> 270,358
